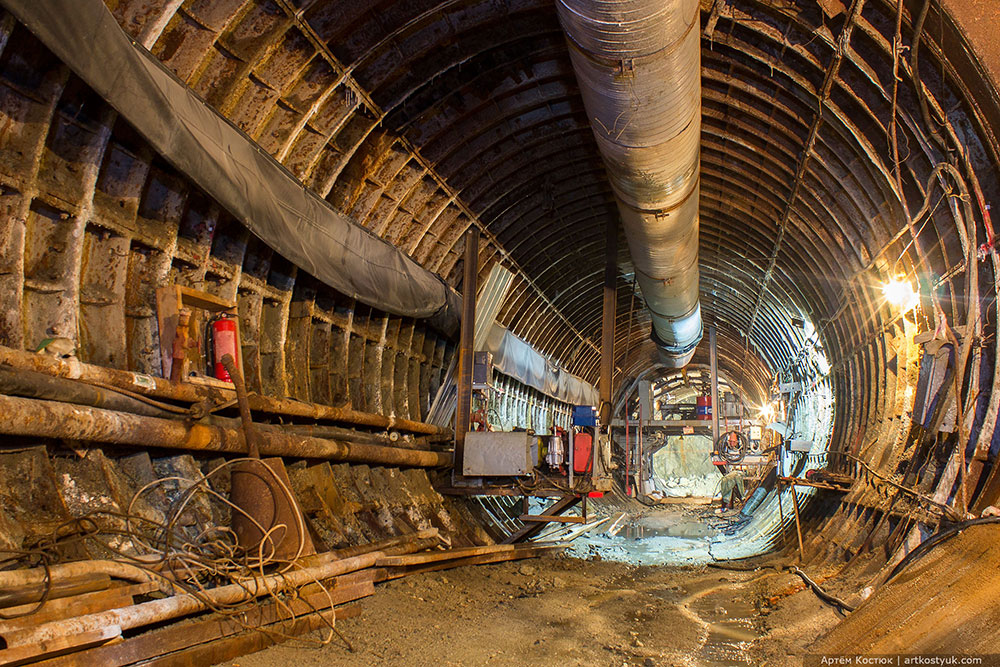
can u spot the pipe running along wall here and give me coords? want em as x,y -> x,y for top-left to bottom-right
557,0 -> 702,367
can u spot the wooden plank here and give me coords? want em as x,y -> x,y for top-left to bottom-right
139,612 -> 333,666
518,514 -> 586,524
383,544 -> 566,579
156,284 -> 181,379
35,577 -> 374,667
374,544 -> 518,567
137,608 -> 338,667
0,625 -> 120,666
176,285 -> 235,313
0,581 -> 156,633
503,495 -> 580,544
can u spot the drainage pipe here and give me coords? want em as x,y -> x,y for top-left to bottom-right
557,0 -> 703,366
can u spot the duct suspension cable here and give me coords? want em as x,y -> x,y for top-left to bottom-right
742,0 -> 865,364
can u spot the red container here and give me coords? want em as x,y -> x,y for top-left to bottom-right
573,432 -> 593,473
696,395 -> 712,420
211,315 -> 238,382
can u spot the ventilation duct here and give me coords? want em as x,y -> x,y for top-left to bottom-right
557,0 -> 703,367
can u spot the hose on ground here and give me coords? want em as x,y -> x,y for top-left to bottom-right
707,561 -> 854,612
885,516 -> 1000,584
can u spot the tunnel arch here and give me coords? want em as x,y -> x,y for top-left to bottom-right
0,0 -> 993,571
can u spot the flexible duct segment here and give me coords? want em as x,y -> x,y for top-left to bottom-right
557,0 -> 703,366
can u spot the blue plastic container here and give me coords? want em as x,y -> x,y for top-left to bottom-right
572,405 -> 596,427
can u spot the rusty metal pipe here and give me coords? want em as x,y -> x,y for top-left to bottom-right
0,560 -> 154,593
0,393 -> 452,468
0,345 -> 450,437
322,527 -> 443,562
278,424 -> 439,448
0,547 -> 401,647
0,365 -> 171,418
220,354 -> 261,459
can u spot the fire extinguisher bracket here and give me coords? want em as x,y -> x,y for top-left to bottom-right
156,284 -> 242,384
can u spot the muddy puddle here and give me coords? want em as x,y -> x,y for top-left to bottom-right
692,586 -> 763,665
569,505 -> 723,565
623,516 -> 715,539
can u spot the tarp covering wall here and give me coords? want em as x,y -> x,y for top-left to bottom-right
485,324 -> 598,406
3,0 -> 461,334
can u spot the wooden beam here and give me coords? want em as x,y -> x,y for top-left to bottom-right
502,495 -> 581,544
382,544 -> 566,579
0,582 -> 156,634
518,514 -> 586,524
34,575 -> 375,667
375,544 -> 521,567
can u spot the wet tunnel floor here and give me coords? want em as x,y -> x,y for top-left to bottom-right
566,502 -> 734,565
221,552 -> 843,666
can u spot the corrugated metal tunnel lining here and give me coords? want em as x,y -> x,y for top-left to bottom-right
0,0 -> 993,562
4,0 -> 984,552
0,0 -> 998,661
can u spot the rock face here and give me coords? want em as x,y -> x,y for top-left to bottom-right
0,443 -> 511,558
651,435 -> 721,498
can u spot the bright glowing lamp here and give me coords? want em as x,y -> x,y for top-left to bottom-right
882,277 -> 918,311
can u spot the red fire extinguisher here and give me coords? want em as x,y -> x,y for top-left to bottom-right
208,314 -> 239,382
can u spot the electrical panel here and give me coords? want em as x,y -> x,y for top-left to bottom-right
472,351 -> 493,389
463,431 -> 533,476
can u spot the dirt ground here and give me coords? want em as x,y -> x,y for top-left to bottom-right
222,554 -> 843,667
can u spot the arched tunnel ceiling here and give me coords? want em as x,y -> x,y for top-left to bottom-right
104,0 -> 1000,404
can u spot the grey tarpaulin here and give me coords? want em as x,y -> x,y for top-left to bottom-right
2,0 -> 461,334
485,324 -> 598,406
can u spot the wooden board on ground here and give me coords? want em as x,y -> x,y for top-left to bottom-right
0,581 -> 157,634
138,611 -> 334,666
518,514 -> 586,524
382,544 -> 566,579
374,544 -> 519,567
138,605 -> 360,667
0,625 -> 121,666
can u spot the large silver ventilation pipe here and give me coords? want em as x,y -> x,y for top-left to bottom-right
557,0 -> 702,367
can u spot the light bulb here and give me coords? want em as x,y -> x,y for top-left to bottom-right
882,278 -> 918,311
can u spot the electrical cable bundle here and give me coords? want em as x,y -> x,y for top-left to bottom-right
0,458 -> 349,649
715,430 -> 750,464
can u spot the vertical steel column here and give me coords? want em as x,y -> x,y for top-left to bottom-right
454,227 -> 479,477
710,325 -> 720,445
599,220 -> 617,425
